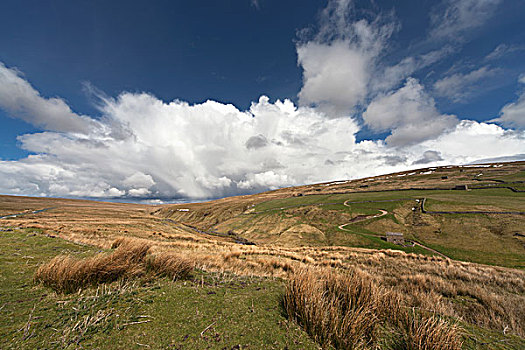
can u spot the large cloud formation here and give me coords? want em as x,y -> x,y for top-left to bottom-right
363,78 -> 459,147
0,62 -> 523,201
0,0 -> 524,202
297,0 -> 396,117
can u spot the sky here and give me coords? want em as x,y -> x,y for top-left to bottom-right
0,0 -> 524,203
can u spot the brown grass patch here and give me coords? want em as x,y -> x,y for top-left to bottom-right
392,308 -> 463,350
34,238 -> 193,293
282,268 -> 463,350
146,252 -> 194,281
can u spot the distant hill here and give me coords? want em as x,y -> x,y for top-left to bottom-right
1,161 -> 524,348
157,161 -> 525,268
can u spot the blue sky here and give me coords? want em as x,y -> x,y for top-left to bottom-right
0,0 -> 524,202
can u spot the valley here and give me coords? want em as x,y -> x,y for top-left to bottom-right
1,161 -> 524,349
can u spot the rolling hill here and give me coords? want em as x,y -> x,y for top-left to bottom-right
0,161 -> 524,349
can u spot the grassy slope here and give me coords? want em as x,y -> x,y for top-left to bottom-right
1,162 -> 524,348
220,187 -> 524,268
1,229 -> 524,349
0,229 -> 317,349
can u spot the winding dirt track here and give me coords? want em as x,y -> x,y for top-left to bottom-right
338,200 -> 448,258
338,199 -> 389,231
338,202 -> 388,230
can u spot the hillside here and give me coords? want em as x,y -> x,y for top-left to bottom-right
0,161 -> 524,349
157,161 -> 525,268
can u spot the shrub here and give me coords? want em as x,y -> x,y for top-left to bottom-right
392,308 -> 463,350
282,268 -> 379,349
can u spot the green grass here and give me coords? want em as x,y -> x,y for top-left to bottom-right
1,227 -> 524,349
493,170 -> 525,182
254,190 -> 454,213
247,188 -> 525,268
425,243 -> 525,269
0,228 -> 318,349
331,221 -> 436,256
254,193 -> 346,212
424,188 -> 525,212
461,323 -> 525,350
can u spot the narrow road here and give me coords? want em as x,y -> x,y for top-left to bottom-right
411,241 -> 447,258
338,201 -> 449,258
338,209 -> 388,231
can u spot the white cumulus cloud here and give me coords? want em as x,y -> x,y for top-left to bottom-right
491,93 -> 525,130
415,120 -> 524,165
297,0 -> 396,117
363,78 -> 459,147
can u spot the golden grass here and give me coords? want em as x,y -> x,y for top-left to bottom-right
34,238 -> 193,293
146,252 -> 194,281
282,268 -> 380,349
393,309 -> 463,350
99,237 -> 522,338
38,233 -> 522,337
3,186 -> 523,339
282,268 -> 463,350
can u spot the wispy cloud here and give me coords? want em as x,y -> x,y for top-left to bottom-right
0,63 -> 100,134
429,0 -> 502,41
372,46 -> 455,93
433,66 -> 499,102
485,43 -> 524,61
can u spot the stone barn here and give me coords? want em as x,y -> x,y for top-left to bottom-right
385,232 -> 405,245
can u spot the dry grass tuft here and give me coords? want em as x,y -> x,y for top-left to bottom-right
392,308 -> 463,350
282,268 -> 380,349
146,252 -> 194,281
283,268 -> 462,350
34,238 -> 193,293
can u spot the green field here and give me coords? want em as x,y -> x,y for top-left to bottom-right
244,187 -> 525,268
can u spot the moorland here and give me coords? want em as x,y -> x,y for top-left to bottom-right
0,161 -> 524,349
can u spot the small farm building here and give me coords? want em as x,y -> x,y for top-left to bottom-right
386,232 -> 405,245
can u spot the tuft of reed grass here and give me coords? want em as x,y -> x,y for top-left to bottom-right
283,268 -> 463,350
35,238 -> 193,293
146,252 -> 194,281
392,308 -> 463,350
282,268 -> 380,349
